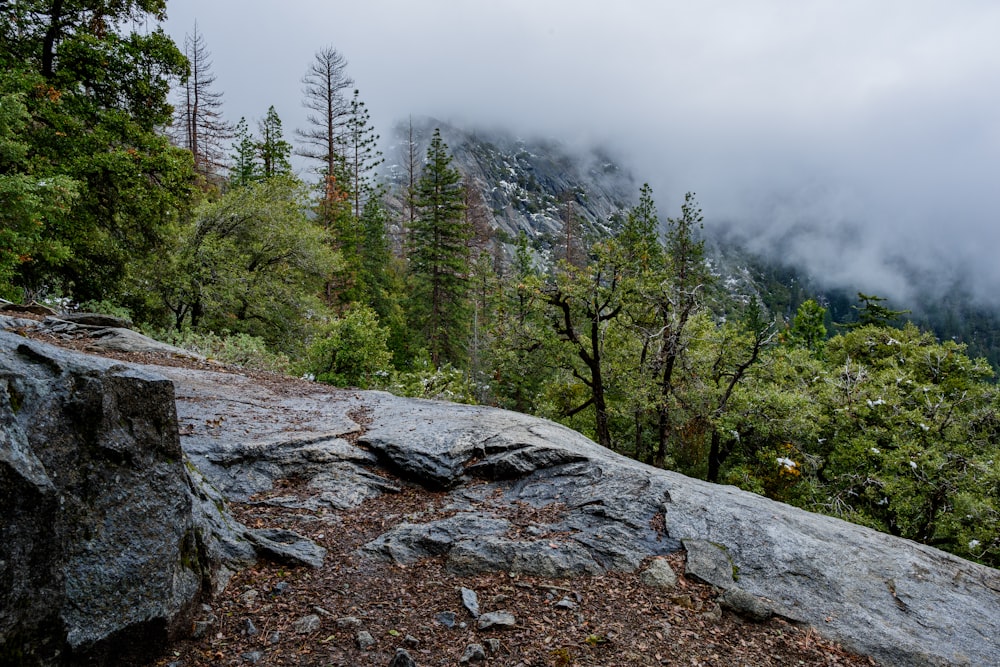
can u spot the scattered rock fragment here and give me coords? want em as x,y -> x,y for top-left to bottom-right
357,630 -> 376,649
336,616 -> 362,628
240,618 -> 258,637
554,597 -> 577,609
682,539 -> 735,589
477,610 -> 516,630
434,610 -> 457,628
640,557 -> 678,590
191,618 -> 214,639
461,587 -> 480,618
292,614 -> 321,634
719,588 -> 774,622
246,527 -> 327,568
241,650 -> 263,664
459,643 -> 486,663
389,648 -> 417,667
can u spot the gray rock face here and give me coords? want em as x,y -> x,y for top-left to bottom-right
354,392 -> 1000,667
10,320 -> 999,667
0,333 -> 216,664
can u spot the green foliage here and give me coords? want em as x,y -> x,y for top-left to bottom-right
257,106 -> 293,178
229,117 -> 261,187
846,292 -> 910,329
148,328 -> 291,373
408,128 -> 471,367
149,176 -> 337,353
387,359 -> 478,404
76,299 -> 132,321
0,7 -> 192,303
0,84 -> 77,299
298,305 -> 393,388
787,299 -> 827,352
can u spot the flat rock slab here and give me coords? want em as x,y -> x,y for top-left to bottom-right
30,333 -> 997,667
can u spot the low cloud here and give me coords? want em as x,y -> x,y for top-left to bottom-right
163,0 -> 1000,307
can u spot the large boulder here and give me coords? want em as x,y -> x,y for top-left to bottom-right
0,331 -> 249,665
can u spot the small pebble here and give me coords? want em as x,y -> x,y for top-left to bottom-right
434,611 -> 457,628
356,630 -> 376,649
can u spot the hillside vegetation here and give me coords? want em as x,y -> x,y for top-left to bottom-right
2,2 -> 997,569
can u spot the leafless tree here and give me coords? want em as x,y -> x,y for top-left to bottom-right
173,23 -> 231,181
296,46 -> 354,179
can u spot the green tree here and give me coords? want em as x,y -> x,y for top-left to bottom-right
343,89 -> 383,220
487,232 -> 552,412
650,192 -> 711,466
257,105 -> 292,178
0,2 -> 192,303
815,324 -> 998,563
299,304 -> 392,388
788,298 -> 828,352
0,85 -> 77,298
847,292 -> 909,329
228,117 -> 260,187
542,240 -> 627,449
152,176 -> 337,351
408,128 -> 470,367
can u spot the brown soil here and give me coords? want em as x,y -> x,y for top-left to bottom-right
150,474 -> 876,667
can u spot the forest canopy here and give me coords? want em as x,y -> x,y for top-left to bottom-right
1,1 -> 997,568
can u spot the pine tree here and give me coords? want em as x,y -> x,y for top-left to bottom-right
343,89 -> 383,220
296,46 -> 353,179
408,129 -> 470,368
229,117 -> 260,187
257,106 -> 292,178
788,299 -> 828,352
651,192 -> 711,466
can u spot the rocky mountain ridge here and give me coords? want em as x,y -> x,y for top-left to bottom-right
385,120 -> 637,251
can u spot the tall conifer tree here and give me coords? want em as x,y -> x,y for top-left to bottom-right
257,106 -> 293,178
409,129 -> 470,367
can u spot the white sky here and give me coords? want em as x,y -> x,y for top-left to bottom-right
160,0 -> 1000,305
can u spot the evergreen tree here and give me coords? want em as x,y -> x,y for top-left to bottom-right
343,89 -> 383,220
228,117 -> 260,187
788,298 -> 828,352
651,192 -> 711,466
257,106 -> 292,178
408,129 -> 470,368
848,292 -> 910,329
487,232 -> 550,412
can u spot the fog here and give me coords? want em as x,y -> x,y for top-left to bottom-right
160,0 -> 1000,307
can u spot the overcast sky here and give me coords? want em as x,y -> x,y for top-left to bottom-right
160,1 -> 1000,307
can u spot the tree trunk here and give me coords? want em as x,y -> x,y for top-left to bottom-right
42,0 -> 65,79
